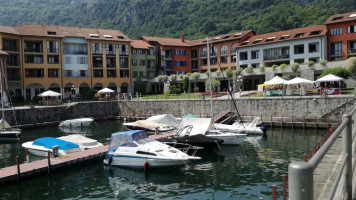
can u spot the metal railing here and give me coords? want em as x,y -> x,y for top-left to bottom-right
288,103 -> 356,200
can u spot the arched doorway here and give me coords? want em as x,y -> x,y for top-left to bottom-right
120,82 -> 129,94
93,83 -> 103,92
48,83 -> 61,93
108,82 -> 118,92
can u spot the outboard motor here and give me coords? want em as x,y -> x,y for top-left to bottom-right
52,145 -> 60,157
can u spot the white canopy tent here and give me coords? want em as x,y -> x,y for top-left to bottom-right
263,76 -> 286,85
284,77 -> 315,85
38,90 -> 61,97
315,74 -> 344,83
98,88 -> 115,93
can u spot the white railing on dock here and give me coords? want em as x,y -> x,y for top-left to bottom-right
288,103 -> 356,200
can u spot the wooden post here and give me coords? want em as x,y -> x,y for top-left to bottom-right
47,151 -> 51,174
26,148 -> 29,163
282,174 -> 287,200
272,185 -> 276,200
309,149 -> 312,159
304,154 -> 307,162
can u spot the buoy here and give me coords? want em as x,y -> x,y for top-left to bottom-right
144,161 -> 149,171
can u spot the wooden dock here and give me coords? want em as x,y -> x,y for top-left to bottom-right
0,132 -> 175,186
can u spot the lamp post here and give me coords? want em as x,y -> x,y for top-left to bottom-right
165,81 -> 170,100
237,75 -> 243,96
70,84 -> 75,105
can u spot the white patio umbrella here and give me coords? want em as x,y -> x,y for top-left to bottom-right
38,90 -> 61,97
284,77 -> 315,85
258,75 -> 286,86
98,88 -> 115,93
315,74 -> 344,82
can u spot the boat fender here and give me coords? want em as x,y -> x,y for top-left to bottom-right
144,161 -> 149,171
108,156 -> 113,165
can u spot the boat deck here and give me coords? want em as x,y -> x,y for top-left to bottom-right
0,131 -> 175,186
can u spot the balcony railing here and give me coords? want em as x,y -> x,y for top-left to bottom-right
92,50 -> 102,55
107,63 -> 116,68
331,50 -> 343,56
264,54 -> 290,61
106,51 -> 116,55
3,46 -> 17,52
64,70 -> 89,78
24,47 -> 42,53
119,51 -> 129,56
162,55 -> 172,59
7,75 -> 20,81
93,63 -> 103,68
63,50 -> 87,55
6,61 -> 18,66
120,64 -> 129,69
348,48 -> 356,54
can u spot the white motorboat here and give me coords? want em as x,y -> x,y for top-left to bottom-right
22,137 -> 81,157
205,130 -> 247,145
103,130 -> 200,168
59,118 -> 94,127
58,134 -> 103,150
214,117 -> 263,135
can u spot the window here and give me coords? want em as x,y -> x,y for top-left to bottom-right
309,43 -> 319,53
294,59 -> 304,64
93,69 -> 103,77
107,57 -> 116,68
174,60 -> 179,66
106,44 -> 116,55
180,60 -> 187,66
133,71 -> 138,77
231,43 -> 237,54
294,44 -> 304,54
92,43 -> 102,54
93,57 -> 103,68
77,57 -> 87,64
330,27 -> 342,35
89,33 -> 99,38
25,69 -> 44,77
48,69 -> 59,78
210,57 -> 217,65
63,43 -> 87,55
330,42 -> 343,56
132,59 -> 138,66
47,41 -> 58,53
64,70 -> 73,77
210,47 -> 217,56
252,39 -> 263,44
6,55 -> 18,66
200,48 -> 207,57
107,70 -> 116,78
309,30 -> 322,36
47,31 -> 56,35
221,57 -> 228,63
119,45 -> 129,55
240,41 -> 250,46
220,45 -> 228,55
239,52 -> 248,60
120,58 -> 129,68
179,49 -> 187,56
132,49 -> 137,54
120,70 -> 129,78
347,25 -> 356,33
191,49 -> 198,59
174,49 -> 179,55
251,63 -> 259,68
104,35 -> 113,38
139,71 -> 144,77
251,50 -> 259,59
24,41 -> 42,53
79,70 -> 87,77
139,60 -> 145,66
294,33 -> 305,38
349,41 -> 356,53
3,39 -> 17,51
25,55 -> 43,64
265,37 -> 276,42
48,55 -> 59,64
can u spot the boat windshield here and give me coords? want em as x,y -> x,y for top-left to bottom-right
135,138 -> 155,145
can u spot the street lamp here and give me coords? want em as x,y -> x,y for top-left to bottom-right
237,75 -> 243,93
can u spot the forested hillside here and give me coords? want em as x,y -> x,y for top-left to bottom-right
0,0 -> 355,39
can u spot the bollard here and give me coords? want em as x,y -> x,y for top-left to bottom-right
318,142 -> 320,150
272,185 -> 276,200
288,162 -> 313,200
282,174 -> 287,200
342,114 -> 352,199
26,148 -> 29,163
304,154 -> 307,162
313,145 -> 316,154
259,198 -> 264,200
309,149 -> 312,159
47,151 -> 51,174
16,156 -> 20,182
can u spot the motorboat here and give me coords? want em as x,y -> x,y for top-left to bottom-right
58,118 -> 94,127
103,130 -> 200,168
214,117 -> 263,135
58,134 -> 103,150
0,119 -> 21,141
158,125 -> 224,150
146,114 -> 181,130
123,120 -> 174,134
22,137 -> 81,157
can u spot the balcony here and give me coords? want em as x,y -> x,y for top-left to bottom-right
47,48 -> 59,54
348,48 -> 356,55
331,50 -> 343,57
264,54 -> 290,62
24,47 -> 43,53
161,55 -> 172,60
3,46 -> 17,52
6,61 -> 18,67
92,50 -> 102,55
63,49 -> 87,55
119,51 -> 129,56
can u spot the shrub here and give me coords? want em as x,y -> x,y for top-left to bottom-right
272,64 -> 278,70
318,67 -> 351,79
291,63 -> 299,73
224,68 -> 233,77
279,63 -> 287,69
237,68 -> 243,74
170,74 -> 177,82
191,72 -> 200,82
216,69 -> 221,76
169,85 -> 182,94
258,66 -> 265,72
164,90 -> 170,95
307,61 -> 315,67
319,60 -> 328,66
157,75 -> 165,83
245,66 -> 253,73
346,57 -> 356,74
183,76 -> 189,92
179,73 -> 184,79
205,79 -> 221,92
205,71 -> 210,77
187,73 -> 191,76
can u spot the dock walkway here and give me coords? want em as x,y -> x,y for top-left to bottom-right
0,132 -> 175,186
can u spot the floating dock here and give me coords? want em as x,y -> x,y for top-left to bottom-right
0,132 -> 176,186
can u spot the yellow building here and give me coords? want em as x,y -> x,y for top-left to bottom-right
0,24 -> 132,101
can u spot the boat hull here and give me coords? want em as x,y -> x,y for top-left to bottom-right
22,142 -> 81,157
159,134 -> 223,150
0,130 -> 21,141
104,154 -> 188,168
59,118 -> 93,127
205,132 -> 247,145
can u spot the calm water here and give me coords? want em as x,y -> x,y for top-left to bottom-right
0,121 -> 326,200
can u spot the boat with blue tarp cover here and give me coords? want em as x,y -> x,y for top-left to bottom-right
22,137 -> 81,157
103,130 -> 200,169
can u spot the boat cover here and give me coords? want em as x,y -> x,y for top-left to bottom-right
58,134 -> 98,147
0,118 -> 11,129
146,114 -> 181,129
33,137 -> 79,150
108,130 -> 147,153
132,120 -> 169,130
178,118 -> 213,136
182,114 -> 198,119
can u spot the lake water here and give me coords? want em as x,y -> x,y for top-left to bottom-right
0,120 -> 326,199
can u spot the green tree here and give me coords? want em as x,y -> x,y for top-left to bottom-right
318,67 -> 351,79
183,76 -> 189,93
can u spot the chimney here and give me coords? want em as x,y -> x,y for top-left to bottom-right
181,33 -> 184,42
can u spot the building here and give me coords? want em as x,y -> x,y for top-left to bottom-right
324,11 -> 356,61
0,24 -> 132,101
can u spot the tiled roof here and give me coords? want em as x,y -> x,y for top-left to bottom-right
189,30 -> 253,46
324,11 -> 356,25
0,25 -> 19,35
131,40 -> 153,49
7,24 -> 131,41
142,36 -> 191,47
237,25 -> 327,48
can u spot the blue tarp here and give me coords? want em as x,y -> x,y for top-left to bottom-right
182,114 -> 198,119
33,137 -> 79,150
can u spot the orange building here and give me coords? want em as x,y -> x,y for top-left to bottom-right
324,11 -> 356,61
